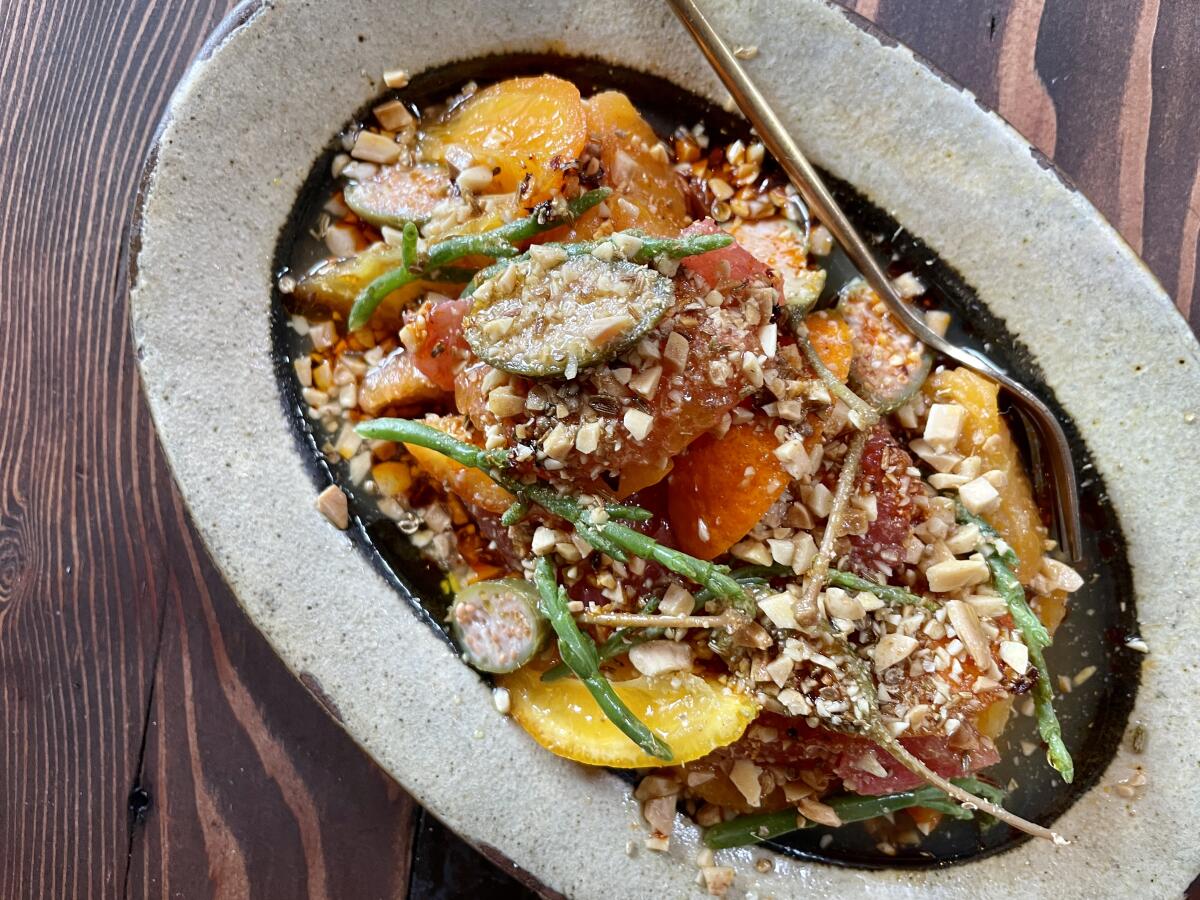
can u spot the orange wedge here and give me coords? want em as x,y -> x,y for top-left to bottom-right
498,665 -> 760,768
925,368 -> 1045,582
420,75 -> 587,208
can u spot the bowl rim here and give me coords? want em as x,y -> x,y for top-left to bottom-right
128,1 -> 1200,897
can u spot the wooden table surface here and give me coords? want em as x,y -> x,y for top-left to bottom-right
1,1 -> 1197,897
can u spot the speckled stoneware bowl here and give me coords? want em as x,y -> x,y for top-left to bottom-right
130,0 -> 1200,896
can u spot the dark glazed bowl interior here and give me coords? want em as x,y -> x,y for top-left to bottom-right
269,54 -> 1141,870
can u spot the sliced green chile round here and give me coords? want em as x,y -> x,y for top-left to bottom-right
344,163 -> 452,228
449,578 -> 547,674
463,254 -> 675,378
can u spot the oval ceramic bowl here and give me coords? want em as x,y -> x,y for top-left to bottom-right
130,1 -> 1200,896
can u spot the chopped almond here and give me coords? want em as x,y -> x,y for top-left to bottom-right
927,558 -> 990,592
351,130 -> 402,164
729,759 -> 763,806
959,475 -> 1002,514
316,485 -> 349,530
629,640 -> 692,677
874,633 -> 918,672
622,408 -> 653,441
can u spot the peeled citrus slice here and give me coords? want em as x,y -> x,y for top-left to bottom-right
668,423 -> 789,559
729,218 -> 826,311
498,665 -> 759,768
573,91 -> 690,237
924,367 -> 1045,582
403,415 -> 514,514
805,311 -> 853,381
420,75 -> 587,208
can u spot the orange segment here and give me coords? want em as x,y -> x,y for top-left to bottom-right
404,415 -> 514,515
358,349 -> 447,415
371,461 -> 413,497
420,76 -> 587,208
668,424 -> 789,559
1032,588 -> 1068,634
616,458 -> 673,499
805,311 -> 853,382
573,91 -> 690,237
925,368 -> 1045,582
498,664 -> 760,768
975,696 -> 1015,740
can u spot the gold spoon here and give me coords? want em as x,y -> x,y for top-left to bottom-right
667,0 -> 1083,561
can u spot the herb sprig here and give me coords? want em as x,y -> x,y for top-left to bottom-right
956,502 -> 1074,783
533,558 -> 672,760
703,778 -> 1007,849
347,188 -> 611,331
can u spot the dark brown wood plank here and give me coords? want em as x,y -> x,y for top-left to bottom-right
841,0 -> 1200,328
126,492 -> 419,900
0,0 -> 232,897
0,1 -> 435,898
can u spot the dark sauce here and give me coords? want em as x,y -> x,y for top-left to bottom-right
270,53 -> 1141,869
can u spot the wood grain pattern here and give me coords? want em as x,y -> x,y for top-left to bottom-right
847,0 -> 1200,327
0,1 -> 1196,898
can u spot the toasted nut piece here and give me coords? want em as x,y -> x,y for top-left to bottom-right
927,558 -> 991,593
945,599 -> 991,668
758,591 -> 799,630
316,485 -> 349,529
351,130 -> 402,164
874,633 -> 918,672
1000,640 -> 1030,673
622,408 -> 654,441
574,420 -> 602,455
660,583 -> 696,616
729,759 -> 763,806
959,476 -> 1001,514
629,640 -> 692,677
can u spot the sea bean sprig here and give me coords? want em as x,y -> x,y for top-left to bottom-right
533,558 -> 673,760
462,230 -> 734,296
354,418 -> 753,612
703,778 -> 1006,849
712,564 -> 932,610
826,569 -> 936,611
347,188 -> 611,331
541,596 -> 663,683
956,502 -> 1073,783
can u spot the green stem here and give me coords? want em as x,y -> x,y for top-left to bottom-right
541,596 -> 663,682
500,500 -> 529,527
355,418 -> 753,613
703,778 -> 1006,849
955,503 -> 1051,646
463,231 -> 734,295
603,504 -> 653,522
533,558 -> 672,761
826,570 -> 935,611
427,188 -> 610,269
955,502 -> 1072,783
721,564 -> 933,610
348,189 -> 610,331
793,328 -> 880,428
400,220 -> 419,270
356,418 -> 507,469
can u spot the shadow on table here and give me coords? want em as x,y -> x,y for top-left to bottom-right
409,810 -> 542,899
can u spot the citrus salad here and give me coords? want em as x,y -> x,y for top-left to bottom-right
283,72 -> 1084,879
